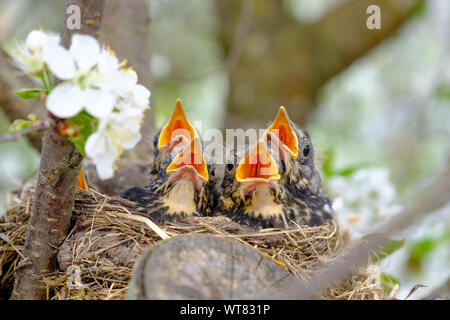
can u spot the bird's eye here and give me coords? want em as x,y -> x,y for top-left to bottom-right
211,169 -> 215,177
302,144 -> 311,159
227,163 -> 234,171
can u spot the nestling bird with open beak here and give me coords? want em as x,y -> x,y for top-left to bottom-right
262,106 -> 335,226
150,99 -> 199,180
218,106 -> 335,229
122,136 -> 214,222
218,139 -> 290,228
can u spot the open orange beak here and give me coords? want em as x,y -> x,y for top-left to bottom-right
265,106 -> 299,158
157,99 -> 197,151
76,167 -> 88,191
236,140 -> 280,183
166,136 -> 209,185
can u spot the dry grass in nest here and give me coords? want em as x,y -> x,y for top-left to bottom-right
1,186 -> 390,300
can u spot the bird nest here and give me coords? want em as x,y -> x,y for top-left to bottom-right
0,186 -> 390,300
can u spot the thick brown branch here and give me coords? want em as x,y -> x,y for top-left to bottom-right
11,130 -> 83,299
11,0 -> 106,300
60,0 -> 105,48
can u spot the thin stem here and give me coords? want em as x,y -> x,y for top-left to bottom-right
37,72 -> 49,93
0,119 -> 53,143
46,71 -> 54,90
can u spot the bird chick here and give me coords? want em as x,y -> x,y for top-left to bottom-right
218,139 -> 290,228
150,99 -> 199,180
263,106 -> 335,226
122,136 -> 213,222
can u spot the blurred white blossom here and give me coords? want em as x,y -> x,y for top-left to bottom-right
328,167 -> 402,240
85,107 -> 144,180
4,29 -> 59,75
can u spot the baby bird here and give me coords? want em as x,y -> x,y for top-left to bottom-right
218,107 -> 335,229
263,106 -> 335,226
150,99 -> 199,180
122,136 -> 213,222
218,139 -> 290,228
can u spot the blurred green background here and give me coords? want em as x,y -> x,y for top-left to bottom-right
0,0 -> 449,299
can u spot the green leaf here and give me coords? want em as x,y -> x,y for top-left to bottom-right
380,273 -> 399,293
377,239 -> 405,260
321,149 -> 334,177
409,1 -> 426,18
406,232 -> 449,273
335,165 -> 364,177
14,88 -> 43,99
363,234 -> 405,263
8,119 -> 33,133
436,84 -> 450,100
66,111 -> 98,158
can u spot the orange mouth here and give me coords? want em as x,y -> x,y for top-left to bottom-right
265,106 -> 299,158
76,167 -> 88,190
236,140 -> 280,183
157,99 -> 197,151
166,136 -> 209,184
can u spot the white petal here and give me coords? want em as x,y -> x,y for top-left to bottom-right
132,84 -> 151,108
46,84 -> 83,118
43,44 -> 76,79
26,30 -> 47,51
69,34 -> 100,71
83,88 -> 116,118
122,133 -> 142,150
118,70 -> 138,91
98,49 -> 119,74
46,34 -> 61,47
86,133 -> 117,180
96,162 -> 115,180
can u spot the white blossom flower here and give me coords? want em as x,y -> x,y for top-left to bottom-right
5,29 -> 59,75
43,34 -> 125,119
328,167 -> 402,240
84,106 -> 144,179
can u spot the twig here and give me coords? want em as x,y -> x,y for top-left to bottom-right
0,119 -> 53,143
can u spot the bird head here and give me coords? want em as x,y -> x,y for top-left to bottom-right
264,106 -> 323,194
261,106 -> 336,227
219,139 -> 289,228
123,136 -> 211,222
151,99 -> 198,178
148,136 -> 211,220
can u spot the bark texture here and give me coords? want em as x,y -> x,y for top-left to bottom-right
11,130 -> 83,299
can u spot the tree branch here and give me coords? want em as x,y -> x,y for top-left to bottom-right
11,0 -> 106,300
0,119 -> 53,144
